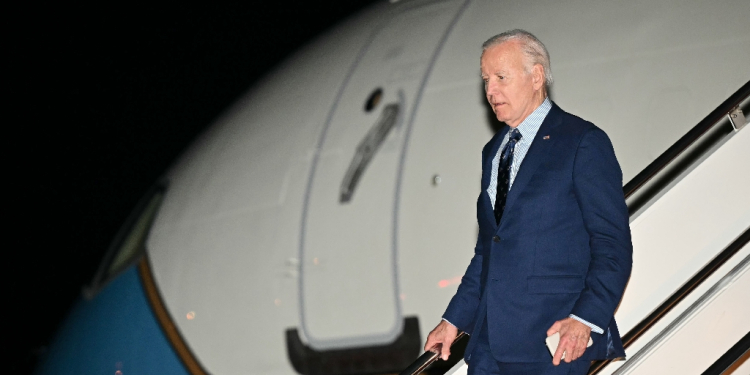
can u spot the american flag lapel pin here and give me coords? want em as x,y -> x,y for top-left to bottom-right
543,135 -> 550,140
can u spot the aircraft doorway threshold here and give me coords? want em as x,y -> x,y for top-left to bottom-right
400,82 -> 750,375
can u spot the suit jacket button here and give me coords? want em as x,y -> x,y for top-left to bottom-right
492,236 -> 501,243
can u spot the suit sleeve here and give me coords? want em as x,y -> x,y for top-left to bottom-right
569,127 -> 633,330
442,234 -> 483,333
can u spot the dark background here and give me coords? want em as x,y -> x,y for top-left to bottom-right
8,2 -> 379,373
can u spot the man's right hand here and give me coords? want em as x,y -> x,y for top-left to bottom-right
424,320 -> 459,361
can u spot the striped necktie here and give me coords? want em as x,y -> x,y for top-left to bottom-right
494,128 -> 522,224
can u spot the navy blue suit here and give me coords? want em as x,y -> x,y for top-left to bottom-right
443,103 -> 632,363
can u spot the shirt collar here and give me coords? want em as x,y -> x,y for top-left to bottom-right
513,97 -> 551,141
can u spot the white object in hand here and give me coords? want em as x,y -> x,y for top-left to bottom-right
545,332 -> 593,359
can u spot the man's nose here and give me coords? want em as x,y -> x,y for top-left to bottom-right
486,80 -> 498,96
486,84 -> 498,101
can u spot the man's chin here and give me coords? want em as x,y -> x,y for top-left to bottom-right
494,113 -> 510,124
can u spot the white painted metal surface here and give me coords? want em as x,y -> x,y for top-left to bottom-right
301,0 -> 466,350
616,250 -> 749,374
616,120 -> 750,337
142,0 -> 750,373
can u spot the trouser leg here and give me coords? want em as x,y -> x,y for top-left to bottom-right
467,316 -> 500,375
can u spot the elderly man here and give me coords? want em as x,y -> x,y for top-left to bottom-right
424,29 -> 632,375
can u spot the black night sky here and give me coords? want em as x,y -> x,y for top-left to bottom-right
9,2 -> 380,373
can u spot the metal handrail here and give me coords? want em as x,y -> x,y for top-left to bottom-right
623,80 -> 749,200
398,332 -> 467,375
701,330 -> 750,375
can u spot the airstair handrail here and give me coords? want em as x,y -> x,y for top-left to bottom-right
398,332 -> 467,375
623,80 -> 749,200
701,330 -> 750,375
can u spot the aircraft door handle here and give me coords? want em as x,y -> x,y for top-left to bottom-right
339,102 -> 400,203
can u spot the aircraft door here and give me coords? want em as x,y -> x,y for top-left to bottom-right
300,0 -> 465,350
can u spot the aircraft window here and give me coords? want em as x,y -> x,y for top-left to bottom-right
364,88 -> 383,112
84,182 -> 167,298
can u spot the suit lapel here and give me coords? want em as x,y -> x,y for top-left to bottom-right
500,105 -> 563,221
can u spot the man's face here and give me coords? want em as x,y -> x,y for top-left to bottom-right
480,41 -> 544,128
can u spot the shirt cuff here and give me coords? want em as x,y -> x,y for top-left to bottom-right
569,314 -> 604,334
442,318 -> 457,328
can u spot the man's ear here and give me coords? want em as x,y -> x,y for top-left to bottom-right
532,63 -> 545,91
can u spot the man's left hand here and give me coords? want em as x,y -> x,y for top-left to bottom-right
547,317 -> 591,365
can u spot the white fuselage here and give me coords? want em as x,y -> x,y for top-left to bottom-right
142,0 -> 750,373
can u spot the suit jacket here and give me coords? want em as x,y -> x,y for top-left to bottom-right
443,103 -> 632,363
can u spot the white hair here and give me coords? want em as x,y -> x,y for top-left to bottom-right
482,29 -> 553,88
